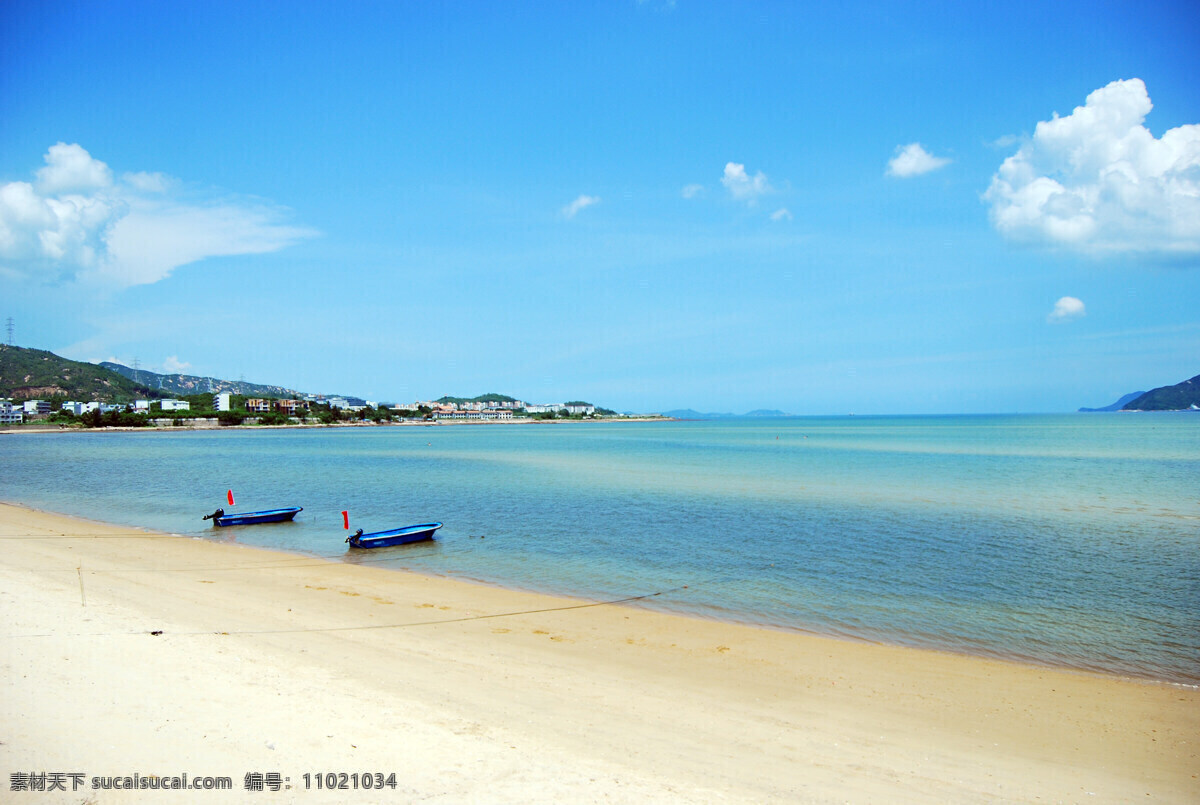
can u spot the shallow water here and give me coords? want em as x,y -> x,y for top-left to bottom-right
3,414 -> 1197,683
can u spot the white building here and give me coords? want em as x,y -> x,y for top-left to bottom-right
213,392 -> 232,411
0,399 -> 23,424
133,400 -> 151,412
61,401 -> 84,415
23,400 -> 52,415
159,399 -> 190,412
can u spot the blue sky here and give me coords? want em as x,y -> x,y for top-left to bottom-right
2,1 -> 1198,414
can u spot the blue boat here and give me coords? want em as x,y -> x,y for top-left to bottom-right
203,507 -> 302,527
346,522 -> 442,548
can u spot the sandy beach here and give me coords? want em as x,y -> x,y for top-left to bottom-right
1,502 -> 1195,803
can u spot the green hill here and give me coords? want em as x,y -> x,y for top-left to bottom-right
0,345 -> 157,402
435,393 -> 521,405
100,362 -> 301,399
1123,374 -> 1200,411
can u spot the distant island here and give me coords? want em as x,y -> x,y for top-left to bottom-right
1080,373 -> 1200,412
661,409 -> 791,420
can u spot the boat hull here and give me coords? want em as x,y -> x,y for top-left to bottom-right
347,522 -> 442,548
206,507 -> 303,527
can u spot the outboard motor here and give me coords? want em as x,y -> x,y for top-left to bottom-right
202,508 -> 225,522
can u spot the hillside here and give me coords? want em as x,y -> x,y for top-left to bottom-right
1079,392 -> 1146,413
0,345 -> 155,402
435,393 -> 520,405
1123,374 -> 1200,411
100,362 -> 302,399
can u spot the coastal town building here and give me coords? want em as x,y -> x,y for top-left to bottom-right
61,401 -> 104,415
22,400 -> 52,415
275,399 -> 307,415
159,399 -> 190,412
439,408 -> 515,421
245,398 -> 309,414
213,392 -> 232,411
0,399 -> 23,424
525,403 -> 596,415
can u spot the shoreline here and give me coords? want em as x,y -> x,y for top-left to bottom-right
0,415 -> 675,435
2,501 -> 1197,802
4,492 -> 1196,689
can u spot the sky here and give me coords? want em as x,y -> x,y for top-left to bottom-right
2,1 -> 1198,414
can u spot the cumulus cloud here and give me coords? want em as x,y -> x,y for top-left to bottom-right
984,79 -> 1200,258
769,208 -> 793,222
36,142 -> 114,193
562,194 -> 600,219
721,162 -> 772,203
886,142 -> 951,178
1048,296 -> 1086,323
0,143 -> 316,286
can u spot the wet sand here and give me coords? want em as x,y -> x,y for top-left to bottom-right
1,502 -> 1195,803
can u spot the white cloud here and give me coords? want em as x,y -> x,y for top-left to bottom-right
162,355 -> 192,373
886,142 -> 951,178
122,171 -> 175,194
562,194 -> 600,219
36,142 -> 114,193
1048,296 -> 1086,323
721,162 -> 772,203
984,79 -> 1200,258
0,143 -> 317,286
0,178 -> 124,274
769,208 -> 792,222
681,183 -> 705,199
102,200 -> 315,286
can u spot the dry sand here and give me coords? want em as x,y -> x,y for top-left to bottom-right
1,502 -> 1195,803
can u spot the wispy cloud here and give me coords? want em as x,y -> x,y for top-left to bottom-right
0,143 -> 317,287
886,142 -> 951,178
984,79 -> 1200,258
162,355 -> 192,373
769,208 -> 792,222
1048,296 -> 1086,323
562,194 -> 601,219
681,183 -> 705,200
721,162 -> 772,204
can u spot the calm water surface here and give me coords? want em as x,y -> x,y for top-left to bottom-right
3,414 -> 1197,684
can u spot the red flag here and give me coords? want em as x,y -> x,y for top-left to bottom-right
342,510 -> 349,530
227,489 -> 235,506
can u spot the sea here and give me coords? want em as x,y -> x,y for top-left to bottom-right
2,414 -> 1197,685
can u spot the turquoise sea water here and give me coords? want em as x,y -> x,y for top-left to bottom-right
2,414 -> 1197,684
